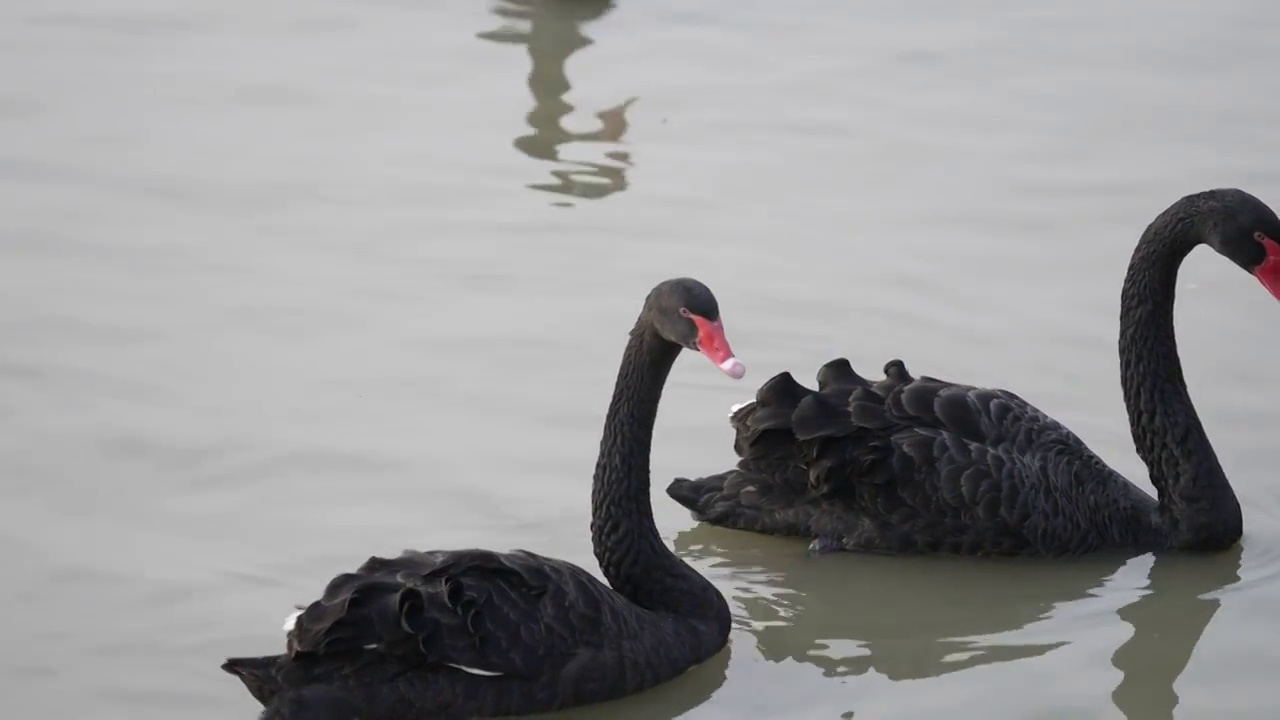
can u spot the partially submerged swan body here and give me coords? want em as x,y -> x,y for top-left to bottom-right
223,278 -> 745,719
669,189 -> 1280,557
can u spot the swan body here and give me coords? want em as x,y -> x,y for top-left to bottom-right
223,278 -> 745,719
672,359 -> 1161,556
668,189 -> 1280,557
230,549 -> 720,714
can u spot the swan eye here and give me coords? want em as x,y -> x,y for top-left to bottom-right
1255,231 -> 1270,243
678,307 -> 692,318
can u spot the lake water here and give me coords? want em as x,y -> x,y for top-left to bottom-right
3,1 -> 1279,718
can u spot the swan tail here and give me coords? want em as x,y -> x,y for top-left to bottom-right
666,471 -> 732,520
221,655 -> 289,707
666,466 -> 817,537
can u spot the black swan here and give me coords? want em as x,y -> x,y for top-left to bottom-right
222,277 -> 746,719
667,188 -> 1280,557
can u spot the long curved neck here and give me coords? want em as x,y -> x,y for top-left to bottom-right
590,325 -> 730,630
1118,218 -> 1242,550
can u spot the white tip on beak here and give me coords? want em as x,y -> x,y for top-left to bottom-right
717,357 -> 746,379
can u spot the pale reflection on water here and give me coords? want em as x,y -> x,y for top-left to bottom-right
477,0 -> 634,204
2,0 -> 1280,719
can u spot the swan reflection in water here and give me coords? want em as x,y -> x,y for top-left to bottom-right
550,641 -> 729,720
477,0 -> 636,205
674,525 -> 1241,719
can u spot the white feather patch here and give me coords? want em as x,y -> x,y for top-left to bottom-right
729,401 -> 752,417
446,663 -> 504,677
282,609 -> 303,633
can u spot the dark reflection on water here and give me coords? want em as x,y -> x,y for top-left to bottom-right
542,642 -> 730,720
674,526 -> 1240,719
1111,548 -> 1242,720
477,0 -> 635,205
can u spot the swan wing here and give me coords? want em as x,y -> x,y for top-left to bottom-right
286,548 -> 617,680
669,358 -> 1091,552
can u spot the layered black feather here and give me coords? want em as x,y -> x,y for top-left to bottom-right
224,546 -> 718,718
668,358 -> 1162,557
288,549 -> 557,676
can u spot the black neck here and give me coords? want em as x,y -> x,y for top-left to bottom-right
590,325 -> 730,629
1118,217 -> 1242,549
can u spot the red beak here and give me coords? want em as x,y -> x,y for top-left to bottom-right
1254,236 -> 1280,301
689,315 -> 745,379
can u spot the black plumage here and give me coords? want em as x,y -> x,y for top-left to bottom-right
222,278 -> 745,719
668,188 -> 1280,557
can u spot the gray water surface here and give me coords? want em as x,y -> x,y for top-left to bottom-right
3,1 -> 1280,719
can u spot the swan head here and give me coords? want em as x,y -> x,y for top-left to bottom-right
642,278 -> 746,379
1182,188 -> 1280,301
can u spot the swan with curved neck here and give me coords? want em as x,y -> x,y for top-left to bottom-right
668,189 -> 1280,556
222,277 -> 745,718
